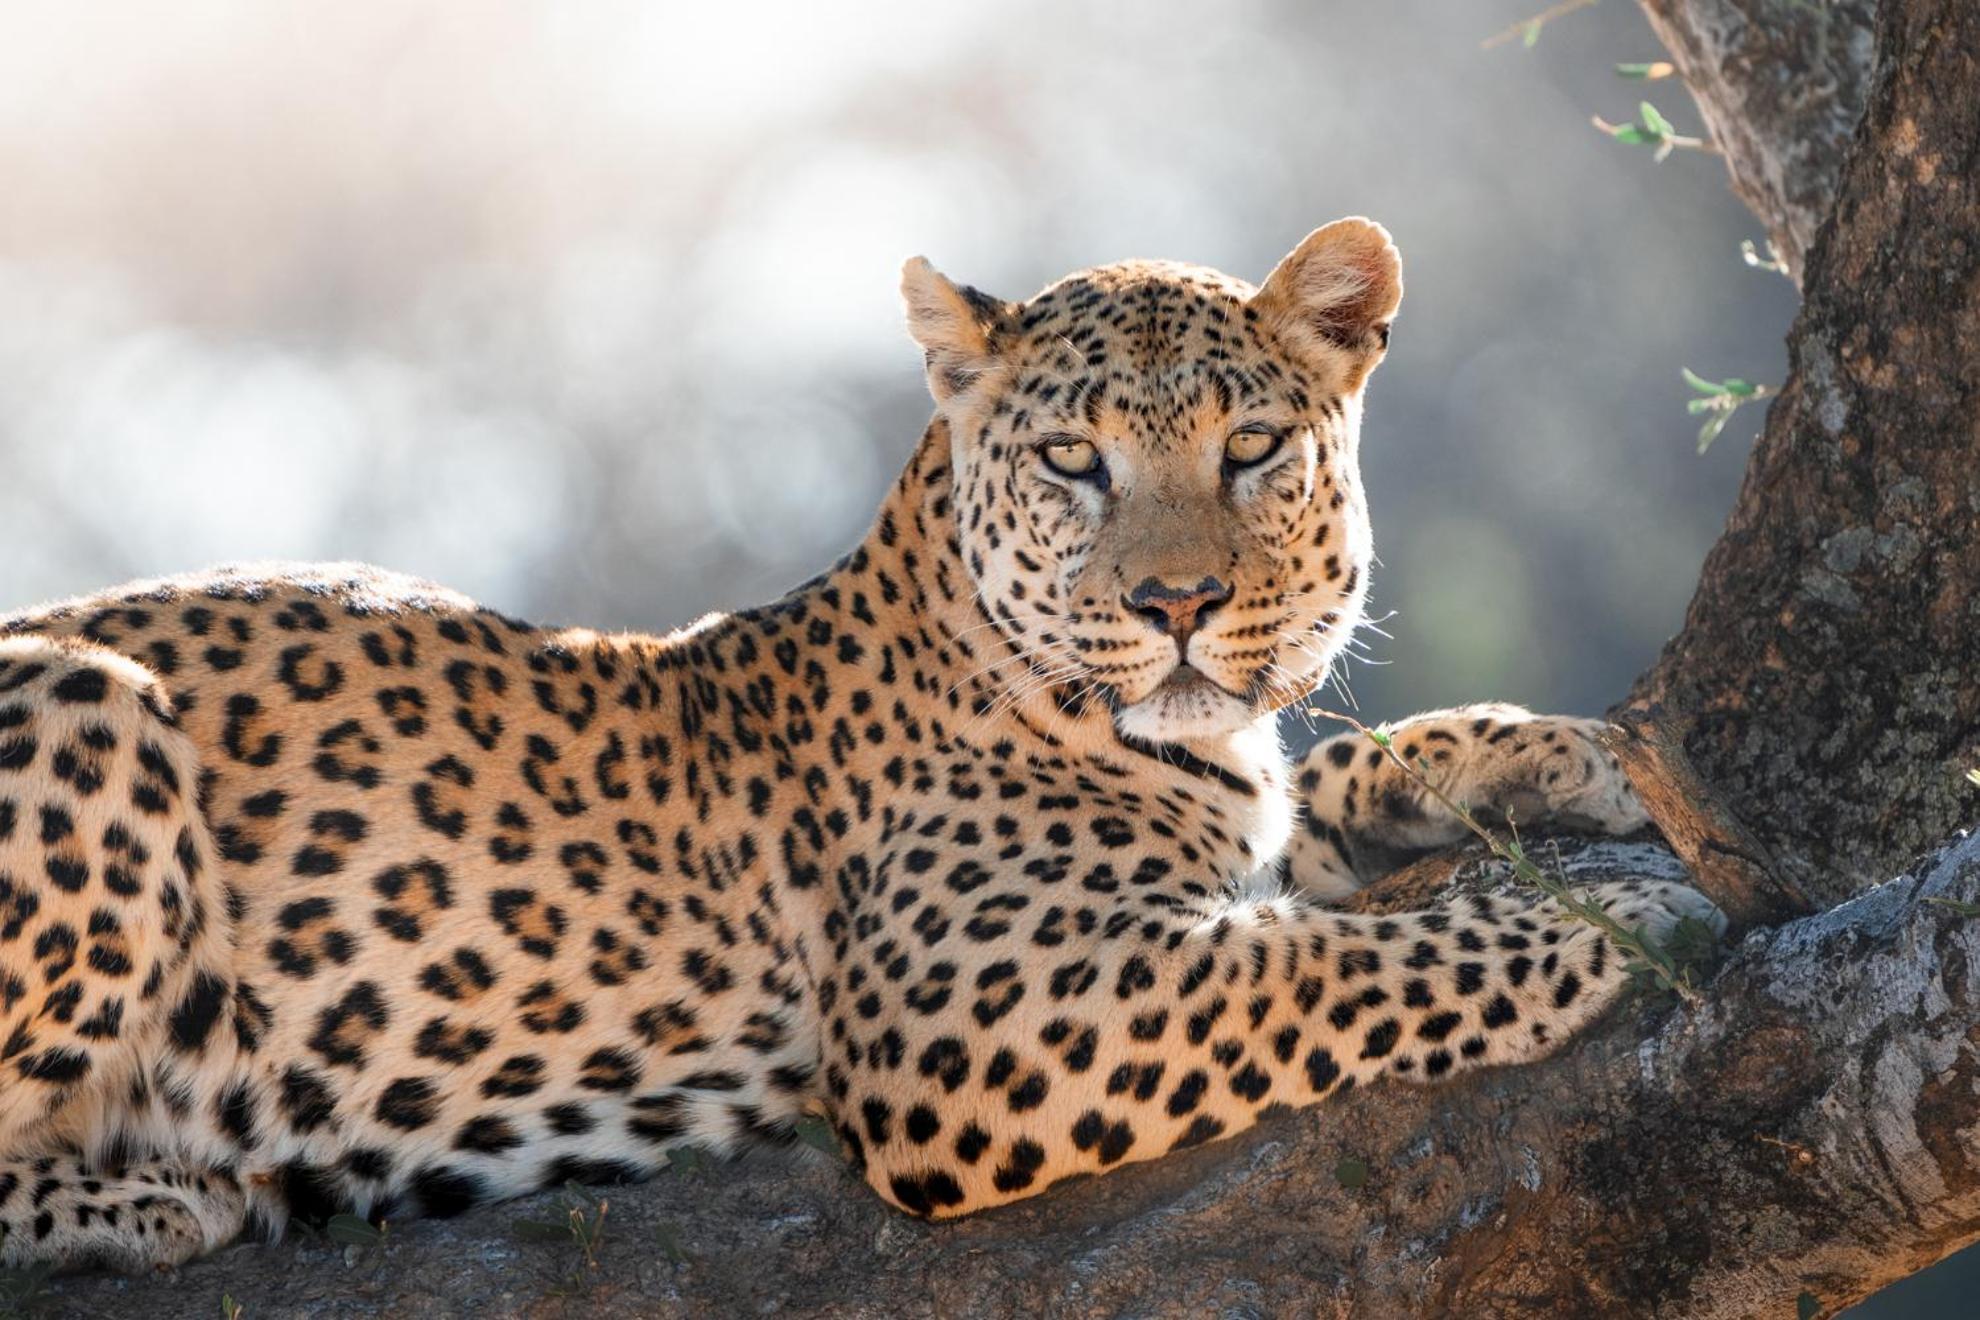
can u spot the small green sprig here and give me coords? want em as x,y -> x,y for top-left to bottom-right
1683,368 -> 1773,453
1309,709 -> 1706,1003
1594,101 -> 1713,162
1614,61 -> 1676,80
513,1182 -> 610,1271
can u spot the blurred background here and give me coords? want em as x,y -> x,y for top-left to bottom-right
0,0 -> 1798,739
0,4 -> 1962,1311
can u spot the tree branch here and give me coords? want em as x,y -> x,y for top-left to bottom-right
45,835 -> 1980,1317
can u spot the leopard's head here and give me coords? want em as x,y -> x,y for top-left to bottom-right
903,219 -> 1400,742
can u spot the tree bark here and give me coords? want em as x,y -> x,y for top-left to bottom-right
1622,0 -> 1980,909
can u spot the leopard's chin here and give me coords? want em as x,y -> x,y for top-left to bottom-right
1111,667 -> 1258,742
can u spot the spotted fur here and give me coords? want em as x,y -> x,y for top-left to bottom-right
0,220 -> 1718,1269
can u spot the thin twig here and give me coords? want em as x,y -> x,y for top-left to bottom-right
1482,0 -> 1598,49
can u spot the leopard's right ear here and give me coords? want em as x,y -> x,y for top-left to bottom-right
1251,218 -> 1403,392
900,257 -> 1015,406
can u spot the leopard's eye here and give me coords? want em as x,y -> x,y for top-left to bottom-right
1041,437 -> 1102,478
1224,427 -> 1281,469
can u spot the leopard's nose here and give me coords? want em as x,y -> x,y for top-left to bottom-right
1124,575 -> 1234,647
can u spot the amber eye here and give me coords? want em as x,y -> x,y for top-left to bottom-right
1041,437 -> 1102,478
1224,427 -> 1282,469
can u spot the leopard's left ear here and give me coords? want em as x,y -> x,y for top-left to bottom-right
900,257 -> 1016,406
1251,218 -> 1403,390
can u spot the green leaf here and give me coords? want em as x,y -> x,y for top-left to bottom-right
1682,367 -> 1730,395
1334,1155 -> 1370,1190
793,1114 -> 841,1154
666,1145 -> 708,1176
1686,398 -> 1720,415
1367,729 -> 1393,749
1609,124 -> 1651,145
1666,914 -> 1722,971
512,1218 -> 574,1244
1697,410 -> 1732,454
323,1213 -> 384,1246
1925,896 -> 1980,918
1522,19 -> 1542,46
1721,377 -> 1759,396
1639,101 -> 1676,136
1797,1290 -> 1822,1320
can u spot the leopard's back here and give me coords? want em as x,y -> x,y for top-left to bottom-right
0,564 -> 816,1240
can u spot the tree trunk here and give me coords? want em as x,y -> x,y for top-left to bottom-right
1621,0 -> 1980,910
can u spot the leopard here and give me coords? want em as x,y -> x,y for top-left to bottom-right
0,217 -> 1720,1272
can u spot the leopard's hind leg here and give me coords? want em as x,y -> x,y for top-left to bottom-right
0,638 -> 247,1268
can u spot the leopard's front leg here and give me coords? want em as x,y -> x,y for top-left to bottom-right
832,870 -> 1719,1218
1288,703 -> 1648,899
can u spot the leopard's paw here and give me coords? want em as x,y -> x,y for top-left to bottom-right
1587,878 -> 1727,946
